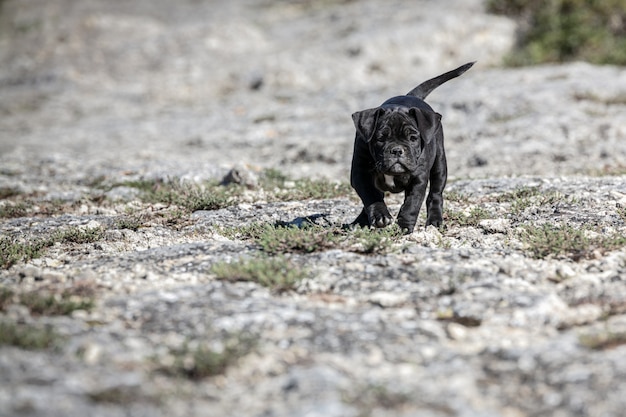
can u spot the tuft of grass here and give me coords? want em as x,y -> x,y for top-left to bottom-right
487,0 -> 626,66
19,291 -> 94,316
346,224 -> 404,254
255,225 -> 341,255
521,223 -> 590,260
114,216 -> 145,231
0,321 -> 62,350
520,223 -> 626,260
112,171 -> 352,215
445,206 -> 491,227
445,190 -> 472,204
211,256 -> 307,292
260,170 -> 353,201
0,235 -> 53,269
286,178 -> 353,201
53,226 -> 105,244
219,223 -> 402,255
496,186 -> 542,203
117,178 -> 239,212
157,335 -> 256,380
1,226 -> 107,269
0,202 -> 30,218
494,187 -> 569,216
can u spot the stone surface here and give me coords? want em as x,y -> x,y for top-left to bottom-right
1,1 -> 626,417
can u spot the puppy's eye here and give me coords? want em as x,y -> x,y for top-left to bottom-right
408,133 -> 420,142
404,127 -> 418,140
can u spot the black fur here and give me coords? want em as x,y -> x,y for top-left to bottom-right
350,62 -> 474,233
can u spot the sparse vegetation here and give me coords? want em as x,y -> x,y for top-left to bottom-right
0,202 -> 29,218
493,187 -> 570,216
520,223 -> 626,260
445,206 -> 491,227
487,0 -> 626,66
156,335 -> 256,380
117,178 -> 238,212
0,321 -> 62,350
0,284 -> 95,316
19,290 -> 94,316
114,215 -> 146,231
445,190 -> 472,203
53,226 -> 105,244
1,226 -> 107,269
496,186 -> 542,203
0,235 -> 53,269
255,225 -> 341,255
347,225 -> 404,254
211,256 -> 307,292
114,171 -> 352,213
260,169 -> 353,201
219,222 -> 403,255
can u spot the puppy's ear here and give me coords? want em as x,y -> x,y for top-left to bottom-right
352,108 -> 383,143
409,108 -> 442,144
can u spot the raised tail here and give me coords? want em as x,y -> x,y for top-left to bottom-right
406,62 -> 475,99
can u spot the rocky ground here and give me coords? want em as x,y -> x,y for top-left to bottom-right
1,0 -> 626,416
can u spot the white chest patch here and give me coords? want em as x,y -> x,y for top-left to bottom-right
384,175 -> 395,189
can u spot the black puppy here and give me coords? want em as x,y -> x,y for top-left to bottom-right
350,62 -> 474,234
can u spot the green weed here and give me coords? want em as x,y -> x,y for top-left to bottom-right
0,235 -> 53,269
157,335 -> 256,380
220,223 -> 402,255
53,226 -> 105,244
445,206 -> 490,227
19,291 -> 94,316
211,256 -> 306,292
0,202 -> 30,218
260,169 -> 352,201
1,226 -> 107,270
520,223 -> 626,260
114,214 -> 148,231
0,321 -> 61,350
116,178 -> 238,212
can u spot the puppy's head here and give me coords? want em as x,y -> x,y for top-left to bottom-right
352,107 -> 441,175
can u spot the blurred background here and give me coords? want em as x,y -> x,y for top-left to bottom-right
1,0 -> 625,190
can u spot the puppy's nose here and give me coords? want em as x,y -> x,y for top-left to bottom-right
390,146 -> 404,156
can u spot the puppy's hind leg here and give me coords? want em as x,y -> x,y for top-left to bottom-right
426,150 -> 447,228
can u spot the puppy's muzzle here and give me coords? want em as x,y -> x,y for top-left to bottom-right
390,146 -> 405,156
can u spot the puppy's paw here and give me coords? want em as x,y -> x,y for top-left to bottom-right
366,202 -> 393,228
426,215 -> 443,228
396,219 -> 415,235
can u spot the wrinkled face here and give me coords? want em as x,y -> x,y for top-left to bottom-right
369,111 -> 421,175
353,105 -> 442,176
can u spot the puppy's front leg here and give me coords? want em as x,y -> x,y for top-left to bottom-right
397,177 -> 428,234
350,137 -> 393,228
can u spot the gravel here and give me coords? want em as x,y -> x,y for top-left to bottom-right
1,1 -> 626,416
